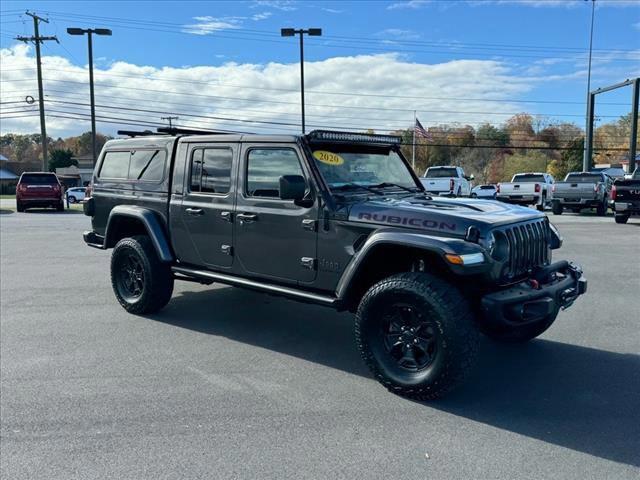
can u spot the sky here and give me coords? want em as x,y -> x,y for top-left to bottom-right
1,0 -> 639,138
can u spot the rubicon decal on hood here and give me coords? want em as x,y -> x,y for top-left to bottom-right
357,212 -> 457,231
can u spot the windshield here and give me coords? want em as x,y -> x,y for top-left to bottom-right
311,146 -> 417,190
425,168 -> 457,178
513,174 -> 545,183
565,173 -> 601,183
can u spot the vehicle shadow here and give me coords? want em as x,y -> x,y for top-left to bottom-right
149,286 -> 640,467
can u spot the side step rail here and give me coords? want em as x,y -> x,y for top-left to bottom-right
172,266 -> 339,307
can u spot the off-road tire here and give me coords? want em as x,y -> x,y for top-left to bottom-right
355,272 -> 480,400
552,201 -> 563,215
615,214 -> 629,224
596,198 -> 607,216
479,309 -> 559,343
110,235 -> 174,314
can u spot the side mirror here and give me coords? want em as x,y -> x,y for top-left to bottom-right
279,175 -> 306,202
468,174 -> 475,181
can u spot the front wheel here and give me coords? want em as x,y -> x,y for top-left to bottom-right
111,235 -> 174,314
67,196 -> 77,204
355,272 -> 479,400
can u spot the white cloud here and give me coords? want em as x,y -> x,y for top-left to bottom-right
387,0 -> 431,10
251,1 -> 297,11
251,12 -> 273,21
182,16 -> 245,35
376,29 -> 422,40
1,44 -> 554,137
322,8 -> 343,13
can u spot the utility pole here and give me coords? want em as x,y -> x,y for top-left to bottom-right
16,12 -> 58,171
161,116 -> 179,129
67,27 -> 112,166
280,28 -> 322,134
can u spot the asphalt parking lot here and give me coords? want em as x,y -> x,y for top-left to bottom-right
1,206 -> 638,480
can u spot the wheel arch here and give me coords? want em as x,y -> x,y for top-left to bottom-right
105,205 -> 174,262
336,231 -> 481,311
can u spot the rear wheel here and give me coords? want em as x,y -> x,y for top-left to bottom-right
111,235 -> 174,314
355,272 -> 479,400
536,194 -> 546,212
16,202 -> 24,213
552,201 -> 563,215
615,214 -> 629,224
596,197 -> 607,216
56,202 -> 64,212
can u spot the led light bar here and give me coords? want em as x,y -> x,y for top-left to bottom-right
307,130 -> 401,145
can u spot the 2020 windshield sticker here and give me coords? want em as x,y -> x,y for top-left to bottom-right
313,150 -> 344,166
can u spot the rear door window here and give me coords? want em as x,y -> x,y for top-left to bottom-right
190,148 -> 233,195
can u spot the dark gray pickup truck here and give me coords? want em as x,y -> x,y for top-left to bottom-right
83,129 -> 586,399
612,168 -> 640,224
551,172 -> 611,215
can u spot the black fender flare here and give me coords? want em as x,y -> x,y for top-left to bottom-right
105,205 -> 174,262
335,229 -> 487,301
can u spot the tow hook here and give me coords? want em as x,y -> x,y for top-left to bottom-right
528,279 -> 540,290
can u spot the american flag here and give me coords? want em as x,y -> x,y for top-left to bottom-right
415,118 -> 431,139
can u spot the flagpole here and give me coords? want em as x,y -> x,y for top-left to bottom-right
412,110 -> 416,170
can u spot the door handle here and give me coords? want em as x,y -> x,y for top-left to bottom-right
185,207 -> 204,216
237,213 -> 258,223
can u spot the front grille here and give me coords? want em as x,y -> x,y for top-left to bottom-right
501,219 -> 550,279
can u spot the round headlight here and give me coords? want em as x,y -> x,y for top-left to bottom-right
485,231 -> 509,261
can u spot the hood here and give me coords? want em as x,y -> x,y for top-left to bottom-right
347,195 -> 544,237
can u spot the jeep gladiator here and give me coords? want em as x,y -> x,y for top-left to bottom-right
83,130 -> 587,399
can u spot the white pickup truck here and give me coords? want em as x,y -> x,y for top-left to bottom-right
496,172 -> 554,211
420,166 -> 473,197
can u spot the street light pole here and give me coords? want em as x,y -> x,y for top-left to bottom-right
583,0 -> 596,172
281,28 -> 322,134
67,27 -> 112,166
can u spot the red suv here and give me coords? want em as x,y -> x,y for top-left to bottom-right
16,172 -> 64,212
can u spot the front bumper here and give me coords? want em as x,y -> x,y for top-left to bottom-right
480,261 -> 587,328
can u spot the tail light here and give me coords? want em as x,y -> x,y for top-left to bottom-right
552,184 -> 556,193
535,183 -> 541,193
85,182 -> 92,198
611,184 -> 617,200
594,183 -> 599,193
53,183 -> 61,193
17,183 -> 27,192
449,178 -> 454,192
496,183 -> 501,193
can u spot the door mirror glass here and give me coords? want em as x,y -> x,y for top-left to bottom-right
279,175 -> 306,201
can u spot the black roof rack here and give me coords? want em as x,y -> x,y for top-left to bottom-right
117,129 -> 164,138
156,127 -> 232,136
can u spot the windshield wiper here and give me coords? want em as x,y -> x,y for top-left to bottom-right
370,182 -> 420,193
331,183 -> 385,195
